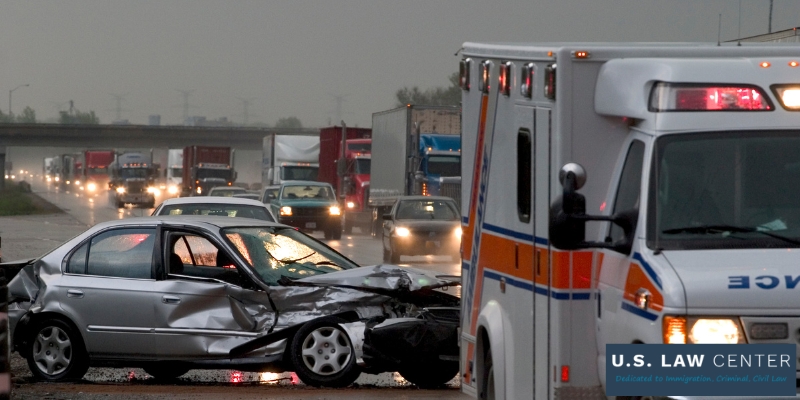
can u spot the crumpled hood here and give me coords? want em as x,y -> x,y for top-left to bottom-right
663,249 -> 800,310
296,264 -> 458,292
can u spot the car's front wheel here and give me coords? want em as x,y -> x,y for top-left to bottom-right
26,318 -> 89,382
289,316 -> 360,388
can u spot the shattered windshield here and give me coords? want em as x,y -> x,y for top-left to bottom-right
223,227 -> 357,285
648,130 -> 800,250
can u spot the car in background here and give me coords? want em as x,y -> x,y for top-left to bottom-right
152,197 -> 276,222
2,216 -> 459,388
232,193 -> 260,201
381,196 -> 461,263
259,185 -> 280,203
206,186 -> 248,197
269,181 -> 342,240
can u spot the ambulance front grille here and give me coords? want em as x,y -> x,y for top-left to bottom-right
740,316 -> 800,371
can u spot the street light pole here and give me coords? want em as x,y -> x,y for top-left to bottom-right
8,84 -> 29,116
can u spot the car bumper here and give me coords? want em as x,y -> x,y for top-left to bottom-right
391,236 -> 459,256
279,215 -> 341,231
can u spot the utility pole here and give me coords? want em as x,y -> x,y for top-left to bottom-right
236,97 -> 257,126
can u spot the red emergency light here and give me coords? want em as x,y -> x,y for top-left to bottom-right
479,60 -> 492,94
520,63 -> 534,99
499,61 -> 511,97
649,82 -> 773,112
459,58 -> 472,91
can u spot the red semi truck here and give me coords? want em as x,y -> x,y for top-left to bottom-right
318,126 -> 372,234
183,146 -> 236,196
82,150 -> 115,195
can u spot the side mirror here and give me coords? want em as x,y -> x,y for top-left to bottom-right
382,214 -> 393,221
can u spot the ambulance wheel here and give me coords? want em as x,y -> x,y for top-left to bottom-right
290,316 -> 360,388
398,360 -> 459,388
480,347 -> 495,400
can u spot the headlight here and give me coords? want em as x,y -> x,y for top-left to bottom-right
455,227 -> 462,237
147,187 -> 161,196
346,201 -> 355,209
54,177 -> 60,182
116,187 -> 125,194
196,187 -> 202,194
74,180 -> 81,185
329,206 -> 341,216
86,182 -> 97,192
395,227 -> 410,237
663,316 -> 745,344
280,206 -> 292,216
167,185 -> 178,195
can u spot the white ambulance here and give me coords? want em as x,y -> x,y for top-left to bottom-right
459,42 -> 800,399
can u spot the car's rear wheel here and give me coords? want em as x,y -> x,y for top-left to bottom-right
332,226 -> 342,240
26,318 -> 89,382
290,316 -> 360,388
398,359 -> 459,388
324,229 -> 333,240
144,364 -> 190,381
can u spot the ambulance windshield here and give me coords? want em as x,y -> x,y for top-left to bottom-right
648,131 -> 800,250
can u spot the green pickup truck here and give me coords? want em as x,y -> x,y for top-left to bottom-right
268,180 -> 342,240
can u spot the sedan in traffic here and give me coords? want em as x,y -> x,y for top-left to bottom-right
2,216 -> 459,388
382,196 -> 461,263
152,197 -> 276,222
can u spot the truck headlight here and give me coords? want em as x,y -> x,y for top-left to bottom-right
168,185 -> 178,195
663,316 -> 745,344
196,187 -> 202,194
147,187 -> 160,196
87,182 -> 97,192
395,227 -> 410,237
280,206 -> 292,216
116,187 -> 125,194
74,180 -> 81,185
346,201 -> 355,209
329,206 -> 341,216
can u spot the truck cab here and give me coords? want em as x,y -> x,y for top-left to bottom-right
342,139 -> 372,233
458,43 -> 800,399
415,134 -> 461,204
109,153 -> 157,208
82,150 -> 115,195
165,149 -> 183,196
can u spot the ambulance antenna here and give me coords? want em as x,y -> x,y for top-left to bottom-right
717,13 -> 722,46
737,0 -> 743,46
454,47 -> 463,56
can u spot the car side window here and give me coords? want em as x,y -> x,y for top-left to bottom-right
167,233 -> 250,287
74,228 -> 156,279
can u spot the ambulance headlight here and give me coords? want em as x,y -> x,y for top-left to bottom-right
395,227 -> 410,237
663,316 -> 745,344
86,182 -> 97,192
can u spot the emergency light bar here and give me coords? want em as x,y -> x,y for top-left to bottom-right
499,61 -> 511,96
544,64 -> 556,100
520,63 -> 534,99
771,85 -> 800,110
479,60 -> 492,94
649,82 -> 773,112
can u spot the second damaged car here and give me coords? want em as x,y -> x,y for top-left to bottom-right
2,216 -> 459,387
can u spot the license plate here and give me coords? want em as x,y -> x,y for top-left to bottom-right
305,222 -> 317,229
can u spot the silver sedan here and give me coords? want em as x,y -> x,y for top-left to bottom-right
3,216 -> 460,388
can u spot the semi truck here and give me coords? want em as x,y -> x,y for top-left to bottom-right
165,149 -> 183,197
183,146 -> 236,196
42,157 -> 54,182
262,133 -> 320,186
318,126 -> 372,234
368,105 -> 461,235
109,152 -> 157,208
52,153 -> 82,187
82,150 -> 115,195
458,42 -> 800,399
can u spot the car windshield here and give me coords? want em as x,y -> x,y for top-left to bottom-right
224,227 -> 356,285
120,168 -> 149,179
158,204 -> 274,222
281,166 -> 319,181
427,156 -> 460,176
648,130 -> 800,250
282,185 -> 334,200
348,142 -> 371,152
197,168 -> 231,180
396,199 -> 458,220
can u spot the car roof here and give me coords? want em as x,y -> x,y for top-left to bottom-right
208,186 -> 246,191
395,195 -> 457,202
157,197 -> 267,207
280,180 -> 332,187
91,215 -> 286,231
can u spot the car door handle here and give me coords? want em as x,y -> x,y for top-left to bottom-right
67,289 -> 84,298
162,295 -> 181,304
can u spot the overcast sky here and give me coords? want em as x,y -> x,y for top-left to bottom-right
1,0 -> 798,128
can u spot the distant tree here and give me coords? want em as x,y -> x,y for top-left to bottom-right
15,106 -> 36,123
59,109 -> 99,124
0,110 -> 12,123
395,72 -> 461,107
275,117 -> 302,129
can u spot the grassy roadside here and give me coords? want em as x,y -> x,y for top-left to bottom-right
0,180 -> 62,216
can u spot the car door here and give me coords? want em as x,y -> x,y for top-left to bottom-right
59,226 -> 158,358
152,229 -> 273,358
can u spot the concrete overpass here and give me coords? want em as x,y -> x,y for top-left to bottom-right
0,124 -> 320,149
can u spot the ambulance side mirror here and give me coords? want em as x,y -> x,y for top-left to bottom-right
549,163 -> 588,250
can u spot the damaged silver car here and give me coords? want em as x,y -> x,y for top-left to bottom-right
1,216 -> 460,388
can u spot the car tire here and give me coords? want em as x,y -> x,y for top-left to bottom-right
324,229 -> 333,240
26,318 -> 89,382
144,364 -> 190,381
343,218 -> 353,234
398,359 -> 459,388
332,227 -> 342,240
289,316 -> 360,388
